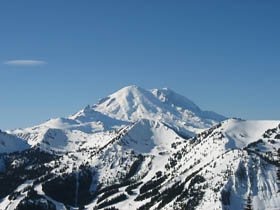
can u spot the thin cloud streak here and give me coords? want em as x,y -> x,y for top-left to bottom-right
4,60 -> 47,66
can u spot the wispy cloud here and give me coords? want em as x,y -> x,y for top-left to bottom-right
3,60 -> 47,66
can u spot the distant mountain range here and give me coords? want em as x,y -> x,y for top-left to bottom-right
0,86 -> 279,210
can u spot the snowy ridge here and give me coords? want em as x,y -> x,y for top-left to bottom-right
0,130 -> 30,153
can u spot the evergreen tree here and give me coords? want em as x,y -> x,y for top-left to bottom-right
244,194 -> 253,210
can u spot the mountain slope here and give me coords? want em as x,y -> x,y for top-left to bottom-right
1,119 -> 280,210
0,119 -> 184,210
0,130 -> 30,154
160,119 -> 280,210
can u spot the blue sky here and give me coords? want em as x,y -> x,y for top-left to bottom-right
1,0 -> 280,130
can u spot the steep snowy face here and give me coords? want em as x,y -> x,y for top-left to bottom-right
151,87 -> 226,122
120,119 -> 183,154
151,88 -> 201,113
221,119 -> 280,149
0,130 -> 30,153
71,105 -> 128,125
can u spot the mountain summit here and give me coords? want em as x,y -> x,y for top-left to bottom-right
71,85 -> 226,137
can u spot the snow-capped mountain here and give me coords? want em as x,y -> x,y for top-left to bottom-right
8,85 -> 226,147
1,86 -> 279,210
85,85 -> 226,136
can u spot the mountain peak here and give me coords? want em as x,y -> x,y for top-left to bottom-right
112,85 -> 145,95
111,85 -> 148,98
91,86 -> 226,136
119,84 -> 142,90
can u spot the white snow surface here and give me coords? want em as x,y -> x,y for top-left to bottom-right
222,119 -> 280,149
121,119 -> 179,153
0,130 -> 30,153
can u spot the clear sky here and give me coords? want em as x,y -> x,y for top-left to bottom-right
1,0 -> 280,130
